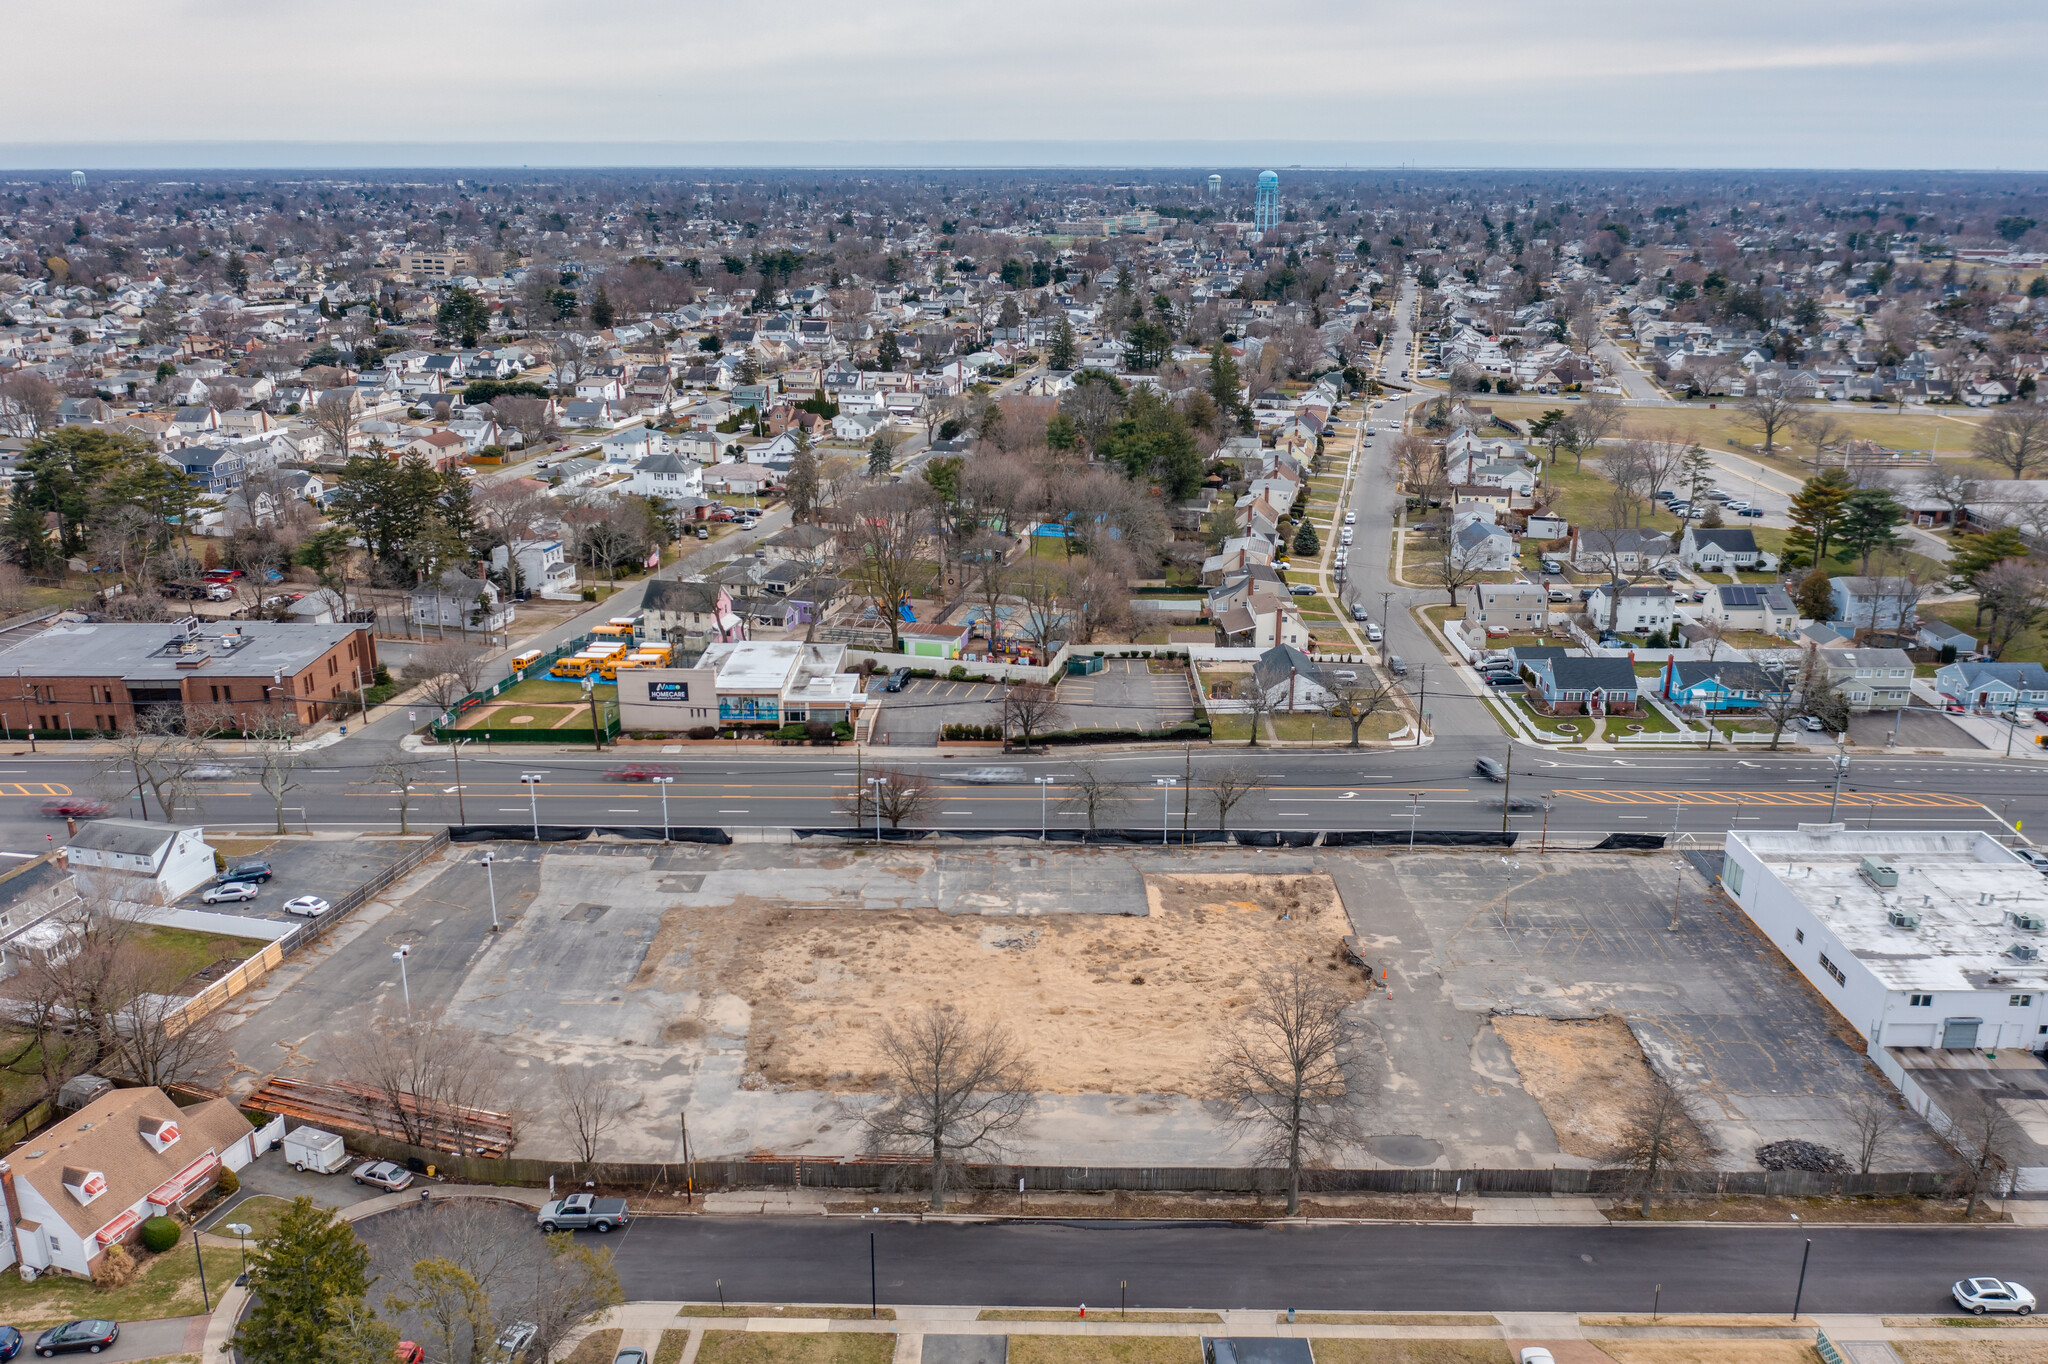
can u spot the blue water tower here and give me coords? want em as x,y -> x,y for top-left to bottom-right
1254,170 -> 1280,232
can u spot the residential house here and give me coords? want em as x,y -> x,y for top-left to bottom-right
1523,656 -> 1640,715
1570,527 -> 1672,574
1251,643 -> 1336,712
1830,577 -> 1921,633
1680,527 -> 1773,572
1466,582 -> 1550,633
409,570 -> 512,633
702,463 -> 778,497
1711,583 -> 1798,637
622,453 -> 705,502
60,820 -> 215,905
1917,618 -> 1978,659
1934,660 -> 2048,712
1818,648 -> 1915,710
6,1085 -> 274,1279
488,539 -> 575,595
757,524 -> 836,568
1586,582 -> 1677,634
1452,516 -> 1518,572
641,579 -> 746,645
1659,659 -> 1787,713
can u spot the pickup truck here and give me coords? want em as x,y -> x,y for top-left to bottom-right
536,1193 -> 630,1233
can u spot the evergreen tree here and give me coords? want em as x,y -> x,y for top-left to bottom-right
1292,519 -> 1319,556
868,430 -> 894,478
1949,527 -> 2029,588
1783,468 -> 1855,568
1837,487 -> 1905,573
0,492 -> 53,574
588,285 -> 615,331
877,330 -> 902,371
1047,316 -> 1077,370
1045,412 -> 1079,454
225,252 -> 249,294
1794,566 -> 1834,620
785,430 -> 821,521
1207,342 -> 1244,426
231,1197 -> 377,1364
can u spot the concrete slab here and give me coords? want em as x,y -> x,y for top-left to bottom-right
922,1336 -> 1008,1364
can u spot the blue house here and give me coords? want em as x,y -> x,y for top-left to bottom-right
1524,656 -> 1640,716
1660,659 -> 1786,713
1933,660 -> 2048,711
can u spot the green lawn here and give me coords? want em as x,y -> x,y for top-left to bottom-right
0,1243 -> 241,1328
1486,395 -> 1986,459
132,925 -> 267,986
210,1193 -> 294,1241
492,677 -> 618,705
1515,696 -> 1596,740
454,703 -> 580,732
1613,704 -> 1680,736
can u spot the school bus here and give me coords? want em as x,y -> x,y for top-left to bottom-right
591,622 -> 635,642
549,656 -> 597,679
598,656 -> 646,682
510,649 -> 543,673
630,643 -> 673,666
582,639 -> 628,659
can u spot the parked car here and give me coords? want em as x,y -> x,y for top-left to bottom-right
201,882 -> 259,904
495,1324 -> 538,1363
958,767 -> 1024,784
1350,603 -> 1369,621
1332,670 -> 1358,683
352,1160 -> 414,1192
1954,1278 -> 2036,1315
1344,511 -> 1357,525
1486,672 -> 1524,688
0,1326 -> 22,1361
217,860 -> 273,884
1724,501 -> 1751,512
282,896 -> 330,918
1738,507 -> 1766,517
882,667 -> 912,693
2033,710 -> 2048,725
395,1345 -> 425,1364
39,799 -> 107,820
34,1321 -> 118,1358
1365,623 -> 1383,642
1387,656 -> 1407,676
2013,848 -> 2048,875
616,1351 -> 648,1364
1656,565 -> 1681,580
1801,716 -> 1827,732
1541,558 -> 1563,574
1289,583 -> 1316,596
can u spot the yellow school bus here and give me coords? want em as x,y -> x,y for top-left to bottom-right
630,643 -> 673,666
549,656 -> 596,679
598,656 -> 647,682
583,639 -> 628,659
591,623 -> 635,642
510,649 -> 543,673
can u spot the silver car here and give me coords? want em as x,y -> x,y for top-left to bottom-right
958,766 -> 1024,784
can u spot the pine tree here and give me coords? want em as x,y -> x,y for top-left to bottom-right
1048,316 -> 1077,371
876,330 -> 902,371
869,430 -> 894,478
1783,468 -> 1855,568
1207,342 -> 1244,426
589,286 -> 615,330
231,1197 -> 377,1364
1292,520 -> 1319,556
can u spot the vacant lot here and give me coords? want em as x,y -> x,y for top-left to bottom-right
652,871 -> 1366,1096
1491,1015 -> 1671,1159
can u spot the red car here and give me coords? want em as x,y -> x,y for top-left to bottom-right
202,568 -> 243,582
605,764 -> 678,782
2033,710 -> 2048,725
395,1345 -> 425,1364
39,798 -> 108,819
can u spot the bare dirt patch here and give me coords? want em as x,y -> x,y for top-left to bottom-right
822,1191 -> 1467,1220
1899,1346 -> 2048,1364
1598,1345 -> 1822,1364
639,872 -> 1365,1097
1490,1014 -> 1662,1159
1602,1196 -> 2004,1224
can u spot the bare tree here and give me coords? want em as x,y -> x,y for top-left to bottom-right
1917,468 -> 1979,534
1737,373 -> 1816,458
99,708 -> 209,823
1215,964 -> 1364,1215
1416,524 -> 1490,608
1971,404 -> 2048,479
864,1004 -> 1036,1211
1000,682 -> 1067,751
370,757 -> 426,835
551,1064 -> 634,1168
404,642 -> 489,716
1329,677 -> 1401,748
0,373 -> 60,436
520,1236 -> 624,1364
1208,762 -> 1270,831
243,710 -> 308,834
308,390 -> 361,458
1977,559 -> 2048,659
493,395 -> 561,452
840,482 -> 933,653
1608,1077 -> 1718,1216
1058,762 -> 1129,835
1754,660 -> 1807,751
1572,395 -> 1624,469
1947,1089 -> 2022,1219
1240,671 -> 1280,747
834,764 -> 933,830
108,971 -> 226,1092
328,1010 -> 506,1153
1842,1091 -> 1903,1175
1800,411 -> 1847,468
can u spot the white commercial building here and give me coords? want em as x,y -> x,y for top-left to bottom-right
1720,825 -> 2048,1185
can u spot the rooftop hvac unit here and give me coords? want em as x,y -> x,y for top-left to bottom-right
1887,907 -> 1922,929
1860,857 -> 1899,889
2011,942 -> 2041,962
2014,911 -> 2048,933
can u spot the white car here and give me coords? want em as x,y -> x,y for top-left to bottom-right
1520,1350 -> 1556,1364
190,763 -> 238,780
1801,716 -> 1827,732
1954,1278 -> 2036,1315
958,766 -> 1024,784
282,896 -> 330,917
1344,511 -> 1357,525
202,882 -> 259,904
1366,624 -> 1384,642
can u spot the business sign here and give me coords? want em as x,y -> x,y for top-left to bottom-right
647,681 -> 691,702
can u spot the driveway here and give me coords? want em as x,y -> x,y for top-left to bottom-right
1846,705 -> 1984,751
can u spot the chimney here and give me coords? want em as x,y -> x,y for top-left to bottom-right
63,817 -> 75,839
0,1160 -> 21,1238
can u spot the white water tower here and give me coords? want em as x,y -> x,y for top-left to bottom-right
69,171 -> 85,190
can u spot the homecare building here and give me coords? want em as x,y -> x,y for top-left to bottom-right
1720,826 -> 2048,1182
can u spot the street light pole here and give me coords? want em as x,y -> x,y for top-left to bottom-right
522,772 -> 544,840
866,776 -> 887,843
1828,753 -> 1850,822
655,776 -> 673,841
393,944 -> 411,1016
1155,777 -> 1177,846
480,852 -> 499,932
1034,776 -> 1054,841
449,737 -> 468,824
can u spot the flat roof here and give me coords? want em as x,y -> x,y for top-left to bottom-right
0,621 -> 363,682
1733,829 -> 2048,992
700,640 -> 803,693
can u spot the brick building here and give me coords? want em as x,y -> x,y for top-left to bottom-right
0,621 -> 379,735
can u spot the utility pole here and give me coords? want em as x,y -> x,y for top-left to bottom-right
1499,742 -> 1513,833
450,737 -> 468,824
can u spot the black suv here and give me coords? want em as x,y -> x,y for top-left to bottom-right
217,860 -> 273,885
882,667 -> 912,693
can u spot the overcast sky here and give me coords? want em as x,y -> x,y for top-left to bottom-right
7,0 -> 2046,169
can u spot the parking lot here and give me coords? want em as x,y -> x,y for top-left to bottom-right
1846,704 -> 1984,750
872,677 -> 1006,745
172,833 -> 431,926
1056,658 -> 1194,733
